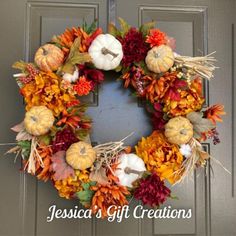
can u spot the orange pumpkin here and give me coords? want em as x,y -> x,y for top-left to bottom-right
34,44 -> 64,72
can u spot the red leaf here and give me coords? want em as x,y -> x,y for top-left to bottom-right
166,88 -> 181,101
50,151 -> 75,181
89,167 -> 109,185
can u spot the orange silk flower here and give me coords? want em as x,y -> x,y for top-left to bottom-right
20,72 -> 76,117
54,170 -> 90,199
135,131 -> 184,184
205,104 -> 226,124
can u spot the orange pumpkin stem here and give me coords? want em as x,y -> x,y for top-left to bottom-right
42,47 -> 48,56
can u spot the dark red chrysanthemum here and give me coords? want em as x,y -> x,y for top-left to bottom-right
52,127 -> 78,153
146,102 -> 167,131
134,173 -> 171,207
78,64 -> 104,89
121,28 -> 149,66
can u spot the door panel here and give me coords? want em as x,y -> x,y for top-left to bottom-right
116,0 -> 235,236
0,0 -> 235,236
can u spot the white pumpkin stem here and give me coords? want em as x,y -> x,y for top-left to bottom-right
101,47 -> 118,58
124,167 -> 144,176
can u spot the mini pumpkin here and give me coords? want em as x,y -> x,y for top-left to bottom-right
34,44 -> 64,72
114,153 -> 146,188
24,106 -> 55,136
145,45 -> 174,73
165,116 -> 193,145
66,141 -> 96,170
88,34 -> 123,70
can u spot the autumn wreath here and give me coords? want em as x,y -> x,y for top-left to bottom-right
9,19 -> 225,218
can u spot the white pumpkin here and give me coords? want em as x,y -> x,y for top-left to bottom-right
114,153 -> 146,188
88,34 -> 123,70
62,67 -> 79,83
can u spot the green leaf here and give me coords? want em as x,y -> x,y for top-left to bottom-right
108,23 -> 121,37
69,52 -> 91,65
61,62 -> 74,74
87,20 -> 98,34
82,19 -> 98,34
61,37 -> 91,73
18,140 -> 31,149
76,181 -> 96,207
139,21 -> 155,36
18,140 -> 31,158
38,135 -> 51,146
82,182 -> 90,190
118,17 -> 130,36
75,129 -> 90,141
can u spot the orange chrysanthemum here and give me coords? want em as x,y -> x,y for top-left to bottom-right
135,131 -> 183,184
20,72 -> 76,117
163,85 -> 205,117
190,77 -> 203,95
52,27 -> 102,53
146,29 -> 167,47
73,76 -> 92,96
90,184 -> 130,218
54,170 -> 90,199
145,72 -> 188,103
205,104 -> 226,124
35,146 -> 53,182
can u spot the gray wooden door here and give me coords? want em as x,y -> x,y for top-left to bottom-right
0,0 -> 235,235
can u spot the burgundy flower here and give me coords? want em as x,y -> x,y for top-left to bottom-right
52,127 -> 78,153
121,28 -> 149,66
152,115 -> 167,131
134,173 -> 171,207
78,64 -> 104,88
146,102 -> 167,130
165,79 -> 188,101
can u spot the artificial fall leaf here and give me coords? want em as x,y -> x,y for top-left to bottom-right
11,122 -> 32,141
89,167 -> 109,185
50,151 -> 75,181
5,146 -> 21,155
139,21 -> 155,36
76,181 -> 96,207
61,37 -> 91,74
11,122 -> 24,132
108,23 -> 121,37
12,60 -> 28,71
82,19 -> 97,34
118,17 -> 130,36
187,112 -> 215,139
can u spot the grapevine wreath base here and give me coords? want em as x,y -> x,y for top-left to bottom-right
8,19 -> 226,218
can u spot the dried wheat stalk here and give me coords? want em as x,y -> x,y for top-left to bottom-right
174,52 -> 218,80
92,133 -> 133,172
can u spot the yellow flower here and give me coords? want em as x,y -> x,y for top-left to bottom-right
135,131 -> 183,184
54,170 -> 89,199
20,72 -> 76,117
